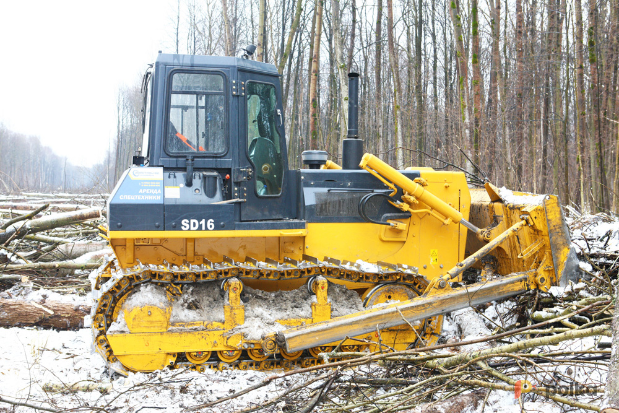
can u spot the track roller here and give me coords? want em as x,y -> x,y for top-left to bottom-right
247,348 -> 269,361
280,349 -> 303,360
217,349 -> 242,363
308,346 -> 333,358
186,351 -> 211,364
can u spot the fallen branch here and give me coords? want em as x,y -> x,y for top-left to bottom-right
0,208 -> 102,245
0,203 -> 49,230
0,395 -> 59,412
425,325 -> 611,369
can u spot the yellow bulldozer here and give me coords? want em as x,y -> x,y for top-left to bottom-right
91,52 -> 578,374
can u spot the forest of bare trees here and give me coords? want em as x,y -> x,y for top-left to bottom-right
0,124 -> 110,193
6,0 -> 612,213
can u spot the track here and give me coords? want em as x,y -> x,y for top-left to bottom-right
90,256 -> 443,374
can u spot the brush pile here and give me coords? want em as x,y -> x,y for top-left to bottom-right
0,196 -> 617,413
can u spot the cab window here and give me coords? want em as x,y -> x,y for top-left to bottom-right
246,82 -> 283,196
166,72 -> 226,154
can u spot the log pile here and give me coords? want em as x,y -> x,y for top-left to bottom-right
0,193 -> 107,328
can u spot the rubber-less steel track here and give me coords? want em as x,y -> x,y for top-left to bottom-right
90,255 -> 435,373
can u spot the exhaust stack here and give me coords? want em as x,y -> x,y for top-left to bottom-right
342,73 -> 364,169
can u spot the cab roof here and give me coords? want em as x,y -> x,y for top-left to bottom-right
155,53 -> 280,76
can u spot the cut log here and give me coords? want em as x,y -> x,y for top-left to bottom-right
24,234 -> 71,244
0,208 -> 102,244
0,298 -> 90,329
43,241 -> 108,261
0,261 -> 103,271
600,284 -> 619,413
0,202 -> 90,212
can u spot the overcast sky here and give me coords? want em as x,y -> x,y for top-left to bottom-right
0,1 -> 176,167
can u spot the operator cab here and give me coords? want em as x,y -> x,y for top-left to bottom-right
136,53 -> 298,226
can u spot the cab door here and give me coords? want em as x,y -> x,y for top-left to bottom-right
237,70 -> 294,221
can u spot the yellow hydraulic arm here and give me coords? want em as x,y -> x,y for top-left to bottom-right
360,154 -> 489,240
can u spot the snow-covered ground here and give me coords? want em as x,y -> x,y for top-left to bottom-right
0,203 -> 615,412
0,327 -> 319,412
0,290 -> 606,412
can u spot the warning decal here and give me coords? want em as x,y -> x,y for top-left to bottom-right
430,249 -> 439,264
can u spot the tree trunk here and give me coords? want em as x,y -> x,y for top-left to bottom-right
221,0 -> 234,56
309,0 -> 324,150
486,0 -> 501,180
256,0 -> 267,62
574,0 -> 587,210
306,6 -> 318,151
564,17 -> 571,205
347,0 -> 357,71
0,298 -> 90,330
387,0 -> 404,167
431,0 -> 439,165
471,0 -> 483,172
277,0 -> 303,75
589,0 -> 608,210
332,0 -> 349,143
375,0 -> 384,160
449,0 -> 472,170
551,0 -> 565,197
514,0 -> 524,184
415,0 -> 424,166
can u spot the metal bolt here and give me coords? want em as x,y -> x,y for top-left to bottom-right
148,310 -> 151,316
440,264 -> 444,268
423,265 -> 427,269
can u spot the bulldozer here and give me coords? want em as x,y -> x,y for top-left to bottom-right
91,51 -> 578,374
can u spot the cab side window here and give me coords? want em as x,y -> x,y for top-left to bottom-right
166,72 -> 226,154
246,82 -> 283,196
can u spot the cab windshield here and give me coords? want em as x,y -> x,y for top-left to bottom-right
166,72 -> 226,154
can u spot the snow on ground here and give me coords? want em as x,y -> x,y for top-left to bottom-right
0,283 -> 90,306
476,391 -> 563,413
0,327 -> 317,412
567,210 -> 619,254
